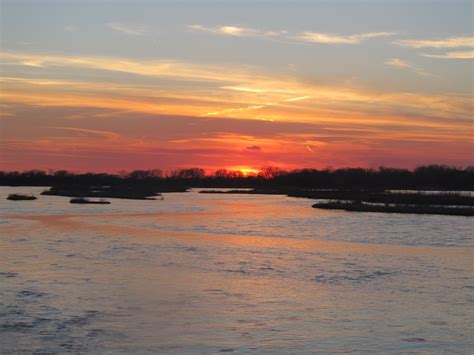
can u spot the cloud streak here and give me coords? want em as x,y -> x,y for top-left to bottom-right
384,58 -> 434,76
421,50 -> 474,59
283,96 -> 311,102
189,25 -> 395,45
188,24 -> 287,40
394,36 -> 474,49
297,31 -> 396,44
189,24 -> 257,37
246,145 -> 261,151
106,22 -> 150,36
1,51 -> 472,126
49,126 -> 121,140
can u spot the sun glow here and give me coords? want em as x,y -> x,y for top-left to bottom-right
230,167 -> 261,176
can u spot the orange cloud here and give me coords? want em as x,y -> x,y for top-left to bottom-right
1,51 -> 472,126
1,50 -> 473,171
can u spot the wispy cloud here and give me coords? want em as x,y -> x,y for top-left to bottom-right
188,24 -> 287,39
203,103 -> 272,118
202,95 -> 309,118
283,96 -> 311,102
297,31 -> 396,44
106,22 -> 150,36
49,126 -> 121,140
393,36 -> 474,49
189,24 -> 257,37
189,25 -> 396,45
385,58 -> 413,69
394,37 -> 474,59
263,30 -> 288,37
2,51 -> 472,125
64,25 -> 79,33
221,86 -> 268,93
246,145 -> 261,151
385,58 -> 433,76
421,50 -> 474,59
19,60 -> 44,67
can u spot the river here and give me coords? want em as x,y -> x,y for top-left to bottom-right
1,187 -> 472,353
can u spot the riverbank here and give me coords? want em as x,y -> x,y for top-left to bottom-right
200,188 -> 474,216
200,188 -> 474,205
41,184 -> 187,200
312,201 -> 474,216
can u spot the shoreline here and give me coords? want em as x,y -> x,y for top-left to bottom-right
3,185 -> 474,216
312,201 -> 474,217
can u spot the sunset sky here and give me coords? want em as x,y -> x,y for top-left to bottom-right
1,0 -> 473,173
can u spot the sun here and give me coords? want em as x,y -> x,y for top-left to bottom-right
229,166 -> 260,176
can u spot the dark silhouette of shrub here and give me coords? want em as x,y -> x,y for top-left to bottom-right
1,165 -> 473,191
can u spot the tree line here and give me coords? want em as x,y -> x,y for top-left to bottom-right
0,165 -> 473,190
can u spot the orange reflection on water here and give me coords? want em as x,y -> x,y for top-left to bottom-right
7,210 -> 471,261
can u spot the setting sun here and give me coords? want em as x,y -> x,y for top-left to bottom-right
230,167 -> 261,176
1,1 -> 473,353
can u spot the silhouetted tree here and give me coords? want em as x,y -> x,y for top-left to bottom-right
1,165 -> 473,190
169,168 -> 205,180
259,166 -> 287,179
127,169 -> 163,181
214,169 -> 244,179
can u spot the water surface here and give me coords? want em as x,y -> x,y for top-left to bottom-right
1,187 -> 472,353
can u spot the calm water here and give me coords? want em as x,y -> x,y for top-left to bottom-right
1,187 -> 473,353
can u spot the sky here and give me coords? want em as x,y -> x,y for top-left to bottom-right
0,0 -> 473,173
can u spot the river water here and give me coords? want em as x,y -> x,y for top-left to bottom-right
1,187 -> 472,353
